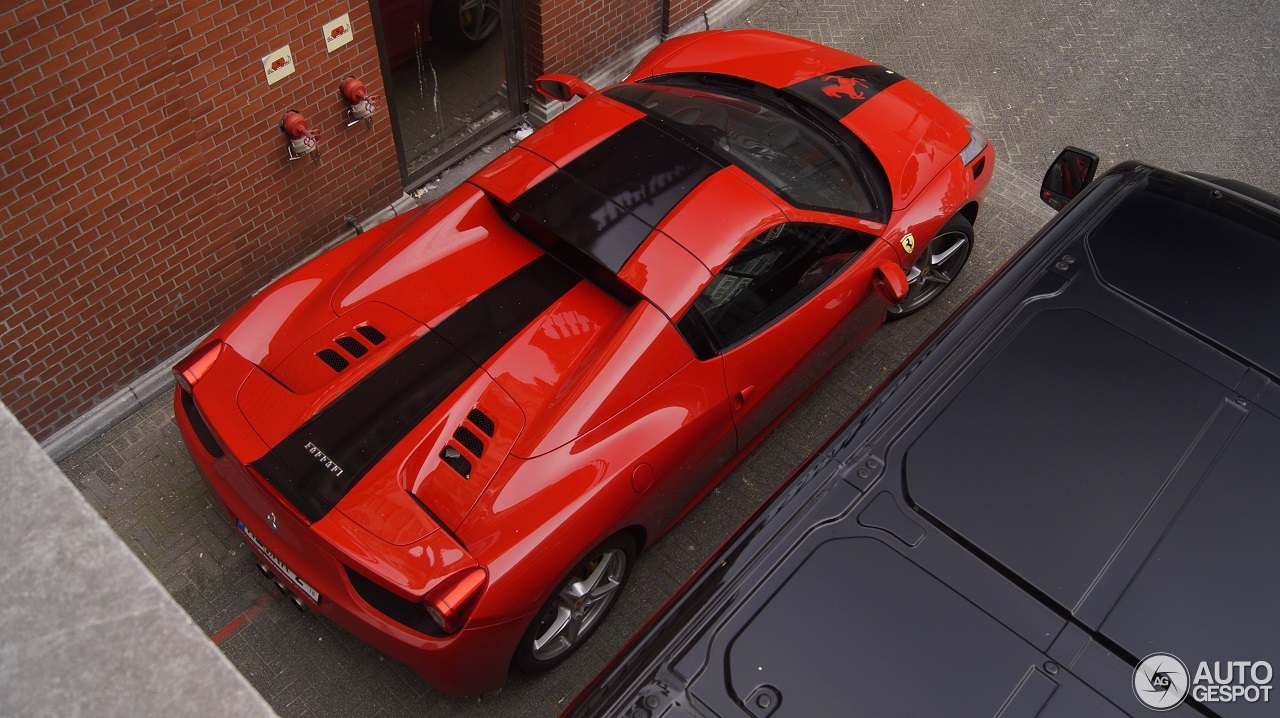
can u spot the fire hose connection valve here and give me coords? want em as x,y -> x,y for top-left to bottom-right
340,76 -> 381,129
281,110 -> 321,163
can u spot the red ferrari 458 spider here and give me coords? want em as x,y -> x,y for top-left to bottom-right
174,29 -> 993,695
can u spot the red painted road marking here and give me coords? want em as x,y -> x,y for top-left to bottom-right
210,594 -> 276,645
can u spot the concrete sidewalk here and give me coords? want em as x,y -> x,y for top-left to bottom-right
55,0 -> 1279,716
0,398 -> 275,718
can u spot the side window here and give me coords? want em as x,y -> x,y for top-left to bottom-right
690,223 -> 873,350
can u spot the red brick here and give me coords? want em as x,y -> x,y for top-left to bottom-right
0,37 -> 33,64
154,2 -> 181,25
98,7 -> 130,33
5,17 -> 40,43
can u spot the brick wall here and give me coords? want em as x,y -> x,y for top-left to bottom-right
524,0 -> 663,77
668,0 -> 717,32
0,0 -> 401,440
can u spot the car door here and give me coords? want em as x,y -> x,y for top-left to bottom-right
682,218 -> 900,449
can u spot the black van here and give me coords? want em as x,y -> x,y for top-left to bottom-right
567,150 -> 1280,718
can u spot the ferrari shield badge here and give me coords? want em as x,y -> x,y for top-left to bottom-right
900,233 -> 916,254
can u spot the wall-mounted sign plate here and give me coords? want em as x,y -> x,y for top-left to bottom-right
262,45 -> 295,85
324,14 -> 353,53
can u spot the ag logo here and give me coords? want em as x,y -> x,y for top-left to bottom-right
900,233 -> 916,254
1134,653 -> 1190,711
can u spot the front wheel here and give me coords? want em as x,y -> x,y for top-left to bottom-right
513,534 -> 634,673
886,214 -> 973,318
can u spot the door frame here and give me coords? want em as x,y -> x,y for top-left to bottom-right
368,0 -> 530,187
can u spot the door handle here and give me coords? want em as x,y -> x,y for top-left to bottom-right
731,386 -> 755,411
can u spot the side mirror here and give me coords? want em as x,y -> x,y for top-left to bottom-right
873,262 -> 910,305
534,74 -> 597,103
1041,147 -> 1099,211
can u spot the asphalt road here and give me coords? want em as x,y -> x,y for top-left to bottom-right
60,0 -> 1279,716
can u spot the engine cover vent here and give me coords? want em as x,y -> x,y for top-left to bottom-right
316,348 -> 349,372
440,446 -> 471,479
356,325 -> 387,345
335,335 -> 368,358
453,426 -> 484,457
467,408 -> 495,436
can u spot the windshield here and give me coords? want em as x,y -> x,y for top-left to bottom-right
605,79 -> 880,218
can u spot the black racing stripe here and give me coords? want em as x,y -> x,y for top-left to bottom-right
251,254 -> 579,522
511,118 -> 723,272
785,64 -> 905,119
558,118 -> 724,228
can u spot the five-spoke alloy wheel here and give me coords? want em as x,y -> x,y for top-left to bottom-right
514,535 -> 634,672
887,214 -> 974,318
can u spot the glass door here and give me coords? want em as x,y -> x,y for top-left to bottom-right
371,0 -> 524,183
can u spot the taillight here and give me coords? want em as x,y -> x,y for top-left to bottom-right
423,567 -> 487,634
173,340 -> 224,393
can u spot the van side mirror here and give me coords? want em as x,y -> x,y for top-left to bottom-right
534,74 -> 597,102
1041,147 -> 1099,211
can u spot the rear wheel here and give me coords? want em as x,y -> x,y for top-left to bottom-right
887,214 -> 973,318
513,534 -> 634,673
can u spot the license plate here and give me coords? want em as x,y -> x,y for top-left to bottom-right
237,519 -> 321,603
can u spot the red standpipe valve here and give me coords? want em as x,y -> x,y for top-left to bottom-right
280,110 -> 321,163
339,76 -> 381,128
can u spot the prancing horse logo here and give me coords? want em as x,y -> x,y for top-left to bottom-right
821,75 -> 870,101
